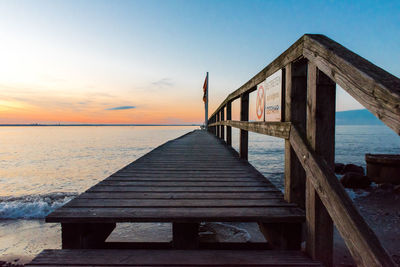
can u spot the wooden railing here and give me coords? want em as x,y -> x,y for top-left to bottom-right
208,34 -> 399,267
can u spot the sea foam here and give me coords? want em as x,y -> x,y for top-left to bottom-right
0,192 -> 77,219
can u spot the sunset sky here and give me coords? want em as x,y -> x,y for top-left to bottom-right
1,0 -> 399,124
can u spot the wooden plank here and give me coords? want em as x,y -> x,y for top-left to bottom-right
240,92 -> 249,160
88,186 -> 279,192
284,59 -> 307,209
99,181 -> 268,186
305,63 -> 334,266
209,121 -> 291,139
111,174 -> 257,178
220,107 -> 225,140
27,249 -> 322,266
289,126 -> 395,266
303,34 -> 400,134
105,177 -> 262,182
78,192 -> 284,199
65,198 -> 296,208
46,206 -> 305,223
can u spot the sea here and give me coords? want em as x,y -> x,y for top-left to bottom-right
0,125 -> 399,263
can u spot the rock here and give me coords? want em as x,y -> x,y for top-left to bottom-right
335,163 -> 345,174
340,172 -> 371,188
343,164 -> 364,175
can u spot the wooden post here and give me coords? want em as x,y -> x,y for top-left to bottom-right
284,59 -> 307,209
216,112 -> 220,137
61,223 -> 116,249
258,222 -> 302,250
226,101 -> 232,146
220,108 -> 225,141
211,115 -> 216,135
173,223 -> 199,249
240,93 -> 249,160
305,63 -> 335,266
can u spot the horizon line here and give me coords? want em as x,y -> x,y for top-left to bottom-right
0,123 -> 202,127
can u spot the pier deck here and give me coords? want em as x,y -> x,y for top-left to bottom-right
46,130 -> 304,249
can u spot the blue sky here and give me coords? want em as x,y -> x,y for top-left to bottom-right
0,0 -> 399,123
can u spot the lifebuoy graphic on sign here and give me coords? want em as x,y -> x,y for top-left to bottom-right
256,83 -> 265,120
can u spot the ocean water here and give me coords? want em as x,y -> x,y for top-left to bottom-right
0,125 -> 399,262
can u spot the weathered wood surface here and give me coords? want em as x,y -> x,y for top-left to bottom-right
209,34 -> 400,135
209,121 -> 291,139
240,93 -> 249,160
303,34 -> 400,134
289,126 -> 395,267
47,130 -> 304,224
284,60 -> 307,209
27,249 -> 323,266
305,63 -> 335,266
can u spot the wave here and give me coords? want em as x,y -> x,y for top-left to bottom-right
0,192 -> 77,219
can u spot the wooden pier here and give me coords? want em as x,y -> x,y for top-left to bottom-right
47,130 -> 304,249
28,34 -> 399,266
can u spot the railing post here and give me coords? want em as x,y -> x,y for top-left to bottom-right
240,93 -> 249,160
284,59 -> 307,209
220,108 -> 225,141
305,62 -> 335,266
216,112 -> 220,137
226,101 -> 232,146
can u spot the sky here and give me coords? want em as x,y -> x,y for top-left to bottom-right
0,0 -> 399,124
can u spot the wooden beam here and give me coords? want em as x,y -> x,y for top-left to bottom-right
305,63 -> 334,266
284,59 -> 307,209
240,93 -> 249,160
226,101 -> 232,145
208,121 -> 291,139
303,34 -> 400,135
209,36 -> 305,119
289,126 -> 395,267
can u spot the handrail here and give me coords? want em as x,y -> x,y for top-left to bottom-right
210,34 -> 400,134
207,34 -> 398,266
208,121 -> 291,139
289,126 -> 393,266
209,36 -> 304,120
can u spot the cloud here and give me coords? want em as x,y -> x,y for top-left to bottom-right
151,78 -> 173,87
105,106 -> 136,111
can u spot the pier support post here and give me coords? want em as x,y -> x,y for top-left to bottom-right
305,63 -> 335,267
226,101 -> 232,146
61,223 -> 116,249
284,59 -> 307,209
172,223 -> 199,249
240,92 -> 249,160
258,222 -> 302,250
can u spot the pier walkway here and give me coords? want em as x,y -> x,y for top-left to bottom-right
47,130 -> 304,248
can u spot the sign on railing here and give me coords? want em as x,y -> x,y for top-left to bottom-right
254,70 -> 283,122
255,82 -> 265,121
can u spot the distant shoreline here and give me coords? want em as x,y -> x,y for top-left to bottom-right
0,124 -> 201,127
